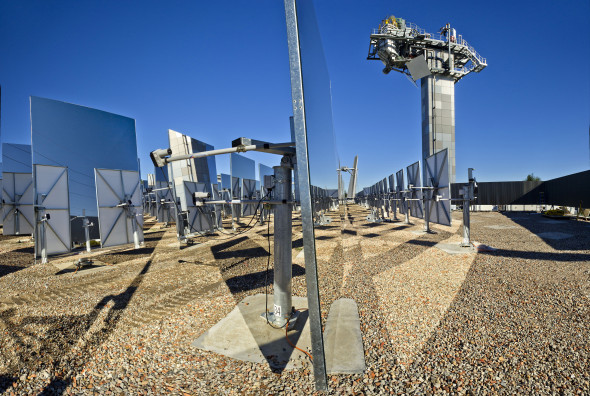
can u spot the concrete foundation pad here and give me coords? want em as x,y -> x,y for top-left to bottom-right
324,298 -> 365,374
293,248 -> 305,264
192,294 -> 312,369
435,242 -> 477,254
538,232 -> 573,240
53,259 -> 112,275
412,230 -> 436,236
484,225 -> 518,230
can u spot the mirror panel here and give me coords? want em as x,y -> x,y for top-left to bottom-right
30,96 -> 139,219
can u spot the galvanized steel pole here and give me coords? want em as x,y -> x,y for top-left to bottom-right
82,209 -> 91,253
461,192 -> 471,247
271,161 -> 293,326
424,191 -> 431,233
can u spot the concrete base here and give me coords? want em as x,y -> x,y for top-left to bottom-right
324,298 -> 365,374
53,259 -> 112,275
538,232 -> 573,240
435,242 -> 477,254
192,294 -> 312,369
412,229 -> 436,236
484,225 -> 517,230
192,294 -> 366,374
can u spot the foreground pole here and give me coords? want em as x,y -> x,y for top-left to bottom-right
404,193 -> 410,224
424,191 -> 431,233
40,214 -> 48,264
262,159 -> 295,327
461,195 -> 471,247
461,169 -> 476,247
82,209 -> 92,253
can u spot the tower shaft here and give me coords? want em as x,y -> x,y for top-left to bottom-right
421,75 -> 455,183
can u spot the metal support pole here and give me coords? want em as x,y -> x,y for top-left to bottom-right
393,197 -> 398,220
15,208 -> 20,235
424,191 -> 431,233
404,193 -> 410,224
461,195 -> 471,247
259,205 -> 265,225
39,213 -> 47,264
130,209 -> 140,249
263,158 -> 296,327
231,204 -> 237,231
82,209 -> 91,253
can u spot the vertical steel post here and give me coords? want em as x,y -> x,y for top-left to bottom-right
461,189 -> 471,247
15,208 -> 20,235
393,195 -> 398,220
130,209 -> 140,249
40,214 -> 47,264
423,190 -> 431,233
83,209 -> 91,253
271,160 -> 293,326
461,169 -> 475,247
404,192 -> 410,224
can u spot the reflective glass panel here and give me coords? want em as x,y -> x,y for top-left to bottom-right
220,173 -> 231,190
296,0 -> 338,191
30,96 -> 139,218
2,143 -> 32,173
259,164 -> 274,189
230,153 -> 255,181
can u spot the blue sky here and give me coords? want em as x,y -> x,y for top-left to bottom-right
1,0 -> 588,190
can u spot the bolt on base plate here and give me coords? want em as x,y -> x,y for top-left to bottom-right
260,310 -> 300,329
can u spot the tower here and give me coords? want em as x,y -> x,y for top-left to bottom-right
368,16 -> 487,183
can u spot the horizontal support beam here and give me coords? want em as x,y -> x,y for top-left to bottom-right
165,142 -> 295,164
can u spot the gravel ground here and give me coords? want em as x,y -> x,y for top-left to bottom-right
0,207 -> 588,395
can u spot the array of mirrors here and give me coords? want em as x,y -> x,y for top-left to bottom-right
356,148 -> 451,228
2,97 -> 144,261
140,130 -> 319,241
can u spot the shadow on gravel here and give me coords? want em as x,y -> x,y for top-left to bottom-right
109,246 -> 155,256
501,213 -> 590,251
210,236 -> 248,256
0,253 -> 156,395
0,265 -> 29,278
315,235 -> 335,240
9,246 -> 35,254
225,264 -> 306,295
341,229 -> 357,236
479,248 -> 590,262
0,374 -> 17,393
212,244 -> 269,261
361,222 -> 386,228
406,239 -> 439,248
0,247 -> 35,279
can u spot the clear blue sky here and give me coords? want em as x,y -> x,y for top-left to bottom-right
1,0 -> 588,190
